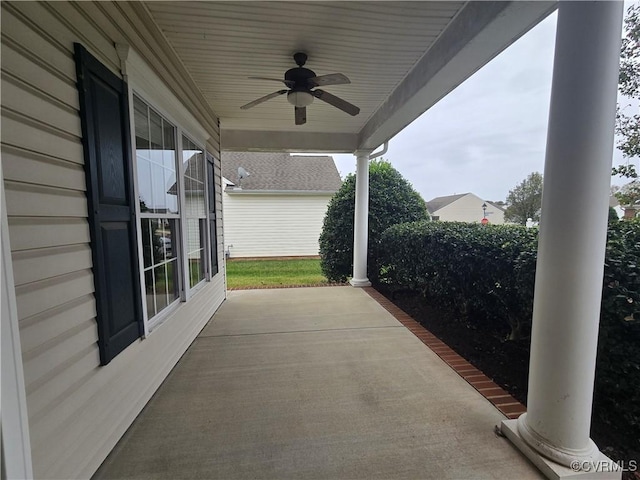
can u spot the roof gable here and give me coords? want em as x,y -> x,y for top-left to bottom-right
221,152 -> 342,192
426,193 -> 470,214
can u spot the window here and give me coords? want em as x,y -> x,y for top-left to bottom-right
133,95 -> 180,321
182,136 -> 206,288
133,94 -> 217,325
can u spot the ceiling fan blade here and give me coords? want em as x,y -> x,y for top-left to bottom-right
308,73 -> 351,88
312,89 -> 360,116
240,90 -> 288,110
295,106 -> 307,125
248,76 -> 295,88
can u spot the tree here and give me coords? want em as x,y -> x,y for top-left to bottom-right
319,159 -> 429,283
616,180 -> 640,219
616,4 -> 639,158
612,5 -> 640,214
504,172 -> 543,225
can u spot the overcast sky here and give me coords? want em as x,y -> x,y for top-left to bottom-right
327,5 -> 637,203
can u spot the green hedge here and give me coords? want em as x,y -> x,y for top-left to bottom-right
379,222 -> 538,340
596,220 -> 640,443
378,220 -> 640,457
378,220 -> 639,338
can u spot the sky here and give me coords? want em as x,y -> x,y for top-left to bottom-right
324,4 -> 638,204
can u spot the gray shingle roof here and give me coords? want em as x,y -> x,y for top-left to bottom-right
487,201 -> 506,212
425,193 -> 469,214
221,152 -> 342,192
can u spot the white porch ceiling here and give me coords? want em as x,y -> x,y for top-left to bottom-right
145,1 -> 557,153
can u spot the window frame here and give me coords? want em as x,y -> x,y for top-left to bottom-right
205,152 -> 220,280
128,92 -> 184,334
180,134 -> 208,297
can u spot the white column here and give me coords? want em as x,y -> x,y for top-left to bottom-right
350,150 -> 372,287
501,1 -> 624,476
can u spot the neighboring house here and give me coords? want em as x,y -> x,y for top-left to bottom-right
221,152 -> 342,258
611,193 -> 639,219
426,193 -> 506,224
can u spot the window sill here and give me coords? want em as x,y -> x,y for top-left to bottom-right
144,298 -> 182,337
187,278 -> 207,299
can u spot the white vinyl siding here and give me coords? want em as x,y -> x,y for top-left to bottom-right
1,2 -> 225,479
222,192 -> 332,258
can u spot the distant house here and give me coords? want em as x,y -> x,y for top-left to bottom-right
610,195 -> 624,220
221,152 -> 342,258
426,192 -> 506,224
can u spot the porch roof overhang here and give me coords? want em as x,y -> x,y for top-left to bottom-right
144,1 -> 557,153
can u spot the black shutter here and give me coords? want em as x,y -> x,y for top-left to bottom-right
74,44 -> 143,365
206,153 -> 219,276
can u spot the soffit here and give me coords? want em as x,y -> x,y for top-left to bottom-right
145,1 -> 556,152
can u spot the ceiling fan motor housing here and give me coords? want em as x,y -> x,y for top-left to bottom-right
285,67 -> 317,90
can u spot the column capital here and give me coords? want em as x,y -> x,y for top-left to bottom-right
354,149 -> 373,159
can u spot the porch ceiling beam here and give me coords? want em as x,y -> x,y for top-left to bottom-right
357,1 -> 558,151
221,130 -> 359,153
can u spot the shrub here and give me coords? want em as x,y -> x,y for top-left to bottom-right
608,206 -> 620,223
379,222 -> 537,340
594,219 -> 640,444
601,219 -> 640,327
319,159 -> 428,283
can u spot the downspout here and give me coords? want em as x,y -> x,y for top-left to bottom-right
369,141 -> 389,161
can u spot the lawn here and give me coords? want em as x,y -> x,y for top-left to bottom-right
226,258 -> 332,289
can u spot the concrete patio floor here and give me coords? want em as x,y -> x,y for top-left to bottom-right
94,286 -> 542,480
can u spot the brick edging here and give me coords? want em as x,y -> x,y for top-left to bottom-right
363,287 -> 526,420
228,283 -> 349,291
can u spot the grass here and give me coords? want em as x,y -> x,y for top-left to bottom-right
226,258 -> 332,289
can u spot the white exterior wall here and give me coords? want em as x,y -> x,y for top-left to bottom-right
1,2 -> 225,478
223,191 -> 332,257
434,193 -> 506,224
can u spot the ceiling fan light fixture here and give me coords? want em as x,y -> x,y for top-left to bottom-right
287,90 -> 314,107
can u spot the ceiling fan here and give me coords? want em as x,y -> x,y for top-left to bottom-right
240,52 -> 360,125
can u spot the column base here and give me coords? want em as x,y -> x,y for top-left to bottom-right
501,419 -> 621,480
516,414 -> 601,467
349,278 -> 371,287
